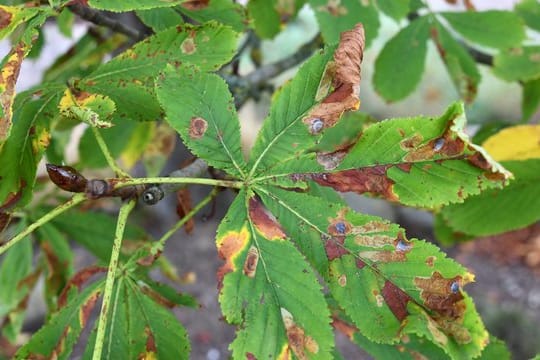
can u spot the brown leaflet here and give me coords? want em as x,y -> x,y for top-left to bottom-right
281,308 -> 319,360
78,290 -> 100,328
189,116 -> 208,139
216,227 -> 250,290
311,165 -> 399,201
414,271 -> 465,319
58,266 -> 107,308
0,43 -> 27,141
381,281 -> 412,322
302,24 -> 365,133
176,188 -> 195,234
243,245 -> 259,278
248,197 -> 286,240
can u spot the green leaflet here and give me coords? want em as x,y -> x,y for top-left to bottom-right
431,19 -> 481,103
15,278 -> 104,360
439,159 -> 540,237
80,22 -> 238,121
441,10 -> 525,50
477,336 -> 511,360
0,5 -> 41,40
217,190 -> 333,359
265,102 -> 510,208
309,0 -> 379,47
0,85 -> 64,211
253,186 -> 488,357
493,46 -> 540,82
515,0 -> 540,32
136,7 -> 184,32
248,0 -> 306,38
522,78 -> 540,122
88,0 -> 185,11
81,278 -> 190,359
156,65 -> 247,178
180,0 -> 247,32
375,0 -> 410,21
373,15 -> 430,102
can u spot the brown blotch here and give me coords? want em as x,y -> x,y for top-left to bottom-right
358,250 -> 406,263
0,212 -> 11,234
381,281 -> 412,321
189,117 -> 208,139
0,44 -> 26,141
323,234 -> 348,260
216,228 -> 250,290
396,163 -> 412,173
311,165 -> 398,201
331,316 -> 358,340
46,164 -> 88,192
0,8 -> 12,30
400,133 -> 424,150
181,0 -> 209,10
316,150 -> 348,170
58,266 -> 107,308
355,234 -> 394,248
426,256 -> 436,267
281,308 -> 319,359
404,124 -> 465,162
144,326 -> 157,353
79,291 -> 100,327
137,250 -> 162,267
243,245 -> 259,278
356,259 -> 366,269
248,197 -> 286,240
414,271 -> 465,319
181,38 -> 196,54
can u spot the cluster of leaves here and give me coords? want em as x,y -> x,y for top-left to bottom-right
0,0 -> 538,359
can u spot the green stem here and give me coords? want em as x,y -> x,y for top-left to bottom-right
0,193 -> 86,256
116,177 -> 244,190
153,187 -> 219,252
92,198 -> 137,360
91,126 -> 131,178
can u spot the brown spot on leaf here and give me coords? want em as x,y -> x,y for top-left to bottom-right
281,308 -> 319,359
355,234 -> 395,248
46,164 -> 88,192
323,234 -> 348,260
337,274 -> 347,287
400,133 -> 424,150
248,197 -> 286,240
189,117 -> 207,139
316,149 -> 348,170
356,259 -> 366,269
358,250 -> 406,263
181,0 -> 209,10
331,316 -> 358,340
137,250 -> 162,267
216,227 -> 250,290
145,326 -> 157,353
312,165 -> 399,201
414,271 -> 465,318
243,245 -> 259,278
426,256 -> 436,267
0,7 -> 12,30
381,281 -> 411,321
404,127 -> 465,162
181,38 -> 196,54
79,291 -> 100,327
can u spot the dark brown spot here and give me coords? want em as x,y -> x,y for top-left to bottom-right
181,38 -> 196,54
356,259 -> 366,269
216,228 -> 249,291
189,117 -> 207,139
79,291 -> 100,327
381,281 -> 411,321
426,256 -> 436,267
323,234 -> 348,260
414,271 -> 465,319
248,197 -> 286,240
181,0 -> 209,10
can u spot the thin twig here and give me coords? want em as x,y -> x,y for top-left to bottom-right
0,194 -> 86,256
92,198 -> 137,360
68,4 -> 143,41
91,127 -> 131,178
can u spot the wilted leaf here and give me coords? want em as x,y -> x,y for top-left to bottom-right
482,125 -> 540,161
309,0 -> 379,47
493,46 -> 540,82
156,65 -> 247,178
441,10 -> 525,50
431,19 -> 481,103
15,278 -> 104,360
373,15 -> 430,102
81,278 -> 190,359
87,0 -> 186,11
439,159 -> 540,236
80,22 -> 238,121
217,191 -> 334,359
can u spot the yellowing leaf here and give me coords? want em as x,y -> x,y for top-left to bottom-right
481,125 -> 540,161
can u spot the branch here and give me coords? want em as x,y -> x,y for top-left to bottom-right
68,4 -> 143,41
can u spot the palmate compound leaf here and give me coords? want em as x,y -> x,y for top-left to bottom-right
217,190 -> 333,359
253,186 -> 488,359
79,22 -> 238,122
263,102 -> 511,209
155,65 -> 247,178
